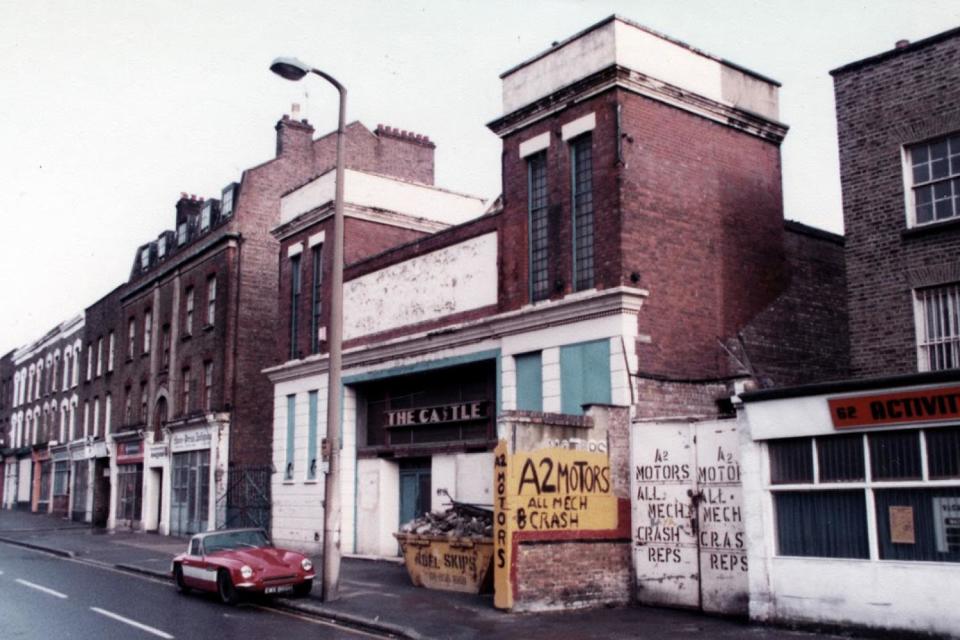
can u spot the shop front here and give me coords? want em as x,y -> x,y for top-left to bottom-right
350,358 -> 499,558
157,418 -> 229,537
50,447 -> 70,516
112,436 -> 144,530
740,374 -> 960,637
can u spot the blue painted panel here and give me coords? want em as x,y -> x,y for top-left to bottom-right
285,394 -> 296,480
560,339 -> 611,415
307,391 -> 318,480
515,352 -> 543,412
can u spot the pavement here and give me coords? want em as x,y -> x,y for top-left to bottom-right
0,510 -> 871,640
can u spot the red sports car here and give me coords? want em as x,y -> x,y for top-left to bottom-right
171,528 -> 315,604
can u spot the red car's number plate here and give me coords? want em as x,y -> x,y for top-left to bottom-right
265,585 -> 294,594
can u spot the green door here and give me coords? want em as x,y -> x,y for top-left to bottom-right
399,461 -> 431,527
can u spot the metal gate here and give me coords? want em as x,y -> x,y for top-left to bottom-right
630,419 -> 747,615
217,465 -> 272,532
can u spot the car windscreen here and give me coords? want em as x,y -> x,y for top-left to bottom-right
202,530 -> 271,554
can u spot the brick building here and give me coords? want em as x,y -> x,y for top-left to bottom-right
266,15 -> 847,613
739,27 -> 960,636
0,111 -> 437,538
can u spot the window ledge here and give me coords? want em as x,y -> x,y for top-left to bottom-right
181,334 -> 192,342
902,217 -> 960,239
303,479 -> 319,485
203,324 -> 214,332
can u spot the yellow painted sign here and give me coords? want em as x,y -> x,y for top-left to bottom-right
493,442 -> 618,609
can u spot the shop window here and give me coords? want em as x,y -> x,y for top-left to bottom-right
817,434 -> 865,482
875,488 -> 960,561
514,351 -> 543,412
116,463 -> 143,523
769,438 -> 814,484
769,427 -> 960,563
927,427 -> 960,479
870,431 -> 922,481
559,340 -> 611,415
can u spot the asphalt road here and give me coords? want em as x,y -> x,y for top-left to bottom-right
0,543 -> 382,640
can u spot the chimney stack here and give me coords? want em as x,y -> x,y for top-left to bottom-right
895,39 -> 910,49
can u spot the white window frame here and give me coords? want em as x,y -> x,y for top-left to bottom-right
107,332 -> 115,371
903,133 -> 960,228
206,276 -> 217,326
767,429 -> 960,562
914,284 -> 960,372
143,310 -> 152,354
96,338 -> 103,377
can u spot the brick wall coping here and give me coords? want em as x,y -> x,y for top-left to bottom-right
831,25 -> 960,76
740,369 -> 960,404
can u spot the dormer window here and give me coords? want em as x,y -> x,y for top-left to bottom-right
157,236 -> 167,258
177,223 -> 188,246
140,248 -> 150,270
221,184 -> 235,218
201,201 -> 213,231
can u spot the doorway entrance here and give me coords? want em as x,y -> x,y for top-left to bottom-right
170,450 -> 210,536
399,460 -> 431,527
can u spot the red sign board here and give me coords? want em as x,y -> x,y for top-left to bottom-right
828,385 -> 960,429
116,440 -> 144,464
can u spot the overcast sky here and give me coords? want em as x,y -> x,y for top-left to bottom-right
2,0 -> 959,355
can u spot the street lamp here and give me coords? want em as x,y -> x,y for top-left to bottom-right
270,56 -> 346,603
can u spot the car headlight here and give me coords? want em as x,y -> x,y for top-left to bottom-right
301,558 -> 313,572
240,565 -> 254,579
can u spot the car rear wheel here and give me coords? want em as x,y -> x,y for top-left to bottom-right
293,579 -> 313,597
173,564 -> 190,595
217,569 -> 238,605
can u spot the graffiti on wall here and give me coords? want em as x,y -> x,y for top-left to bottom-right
631,421 -> 747,614
494,440 -> 619,609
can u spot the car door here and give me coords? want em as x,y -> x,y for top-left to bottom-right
181,538 -> 215,590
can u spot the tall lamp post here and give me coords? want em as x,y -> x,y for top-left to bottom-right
270,56 -> 346,603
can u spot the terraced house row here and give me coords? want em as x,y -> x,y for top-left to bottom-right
3,14 -> 957,637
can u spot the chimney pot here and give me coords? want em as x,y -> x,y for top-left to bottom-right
896,39 -> 910,49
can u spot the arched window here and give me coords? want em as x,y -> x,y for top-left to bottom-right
154,396 -> 168,440
35,361 -> 43,400
69,399 -> 78,441
60,403 -> 68,442
52,353 -> 60,393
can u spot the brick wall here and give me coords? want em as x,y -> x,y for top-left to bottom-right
496,86 -> 787,382
514,541 -> 631,611
833,32 -> 960,377
739,221 -> 850,386
634,378 -> 729,420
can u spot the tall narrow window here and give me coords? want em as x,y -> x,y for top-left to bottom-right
86,344 -> 93,381
528,152 -> 550,301
82,401 -> 89,438
140,383 -> 148,423
181,367 -> 191,415
206,275 -> 217,326
571,133 -> 595,291
307,390 -> 318,480
92,397 -> 100,438
124,386 -> 132,425
104,394 -> 112,434
161,325 -> 171,368
96,338 -> 103,377
290,254 -> 302,359
184,287 -> 195,335
203,361 -> 213,411
127,318 -> 136,359
285,394 -> 296,480
143,309 -> 152,354
311,245 -> 323,354
107,331 -> 115,372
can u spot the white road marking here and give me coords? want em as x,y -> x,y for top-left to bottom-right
90,607 -> 174,639
15,579 -> 68,598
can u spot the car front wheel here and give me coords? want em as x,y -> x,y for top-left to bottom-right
293,579 -> 313,597
173,564 -> 190,594
217,569 -> 238,605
